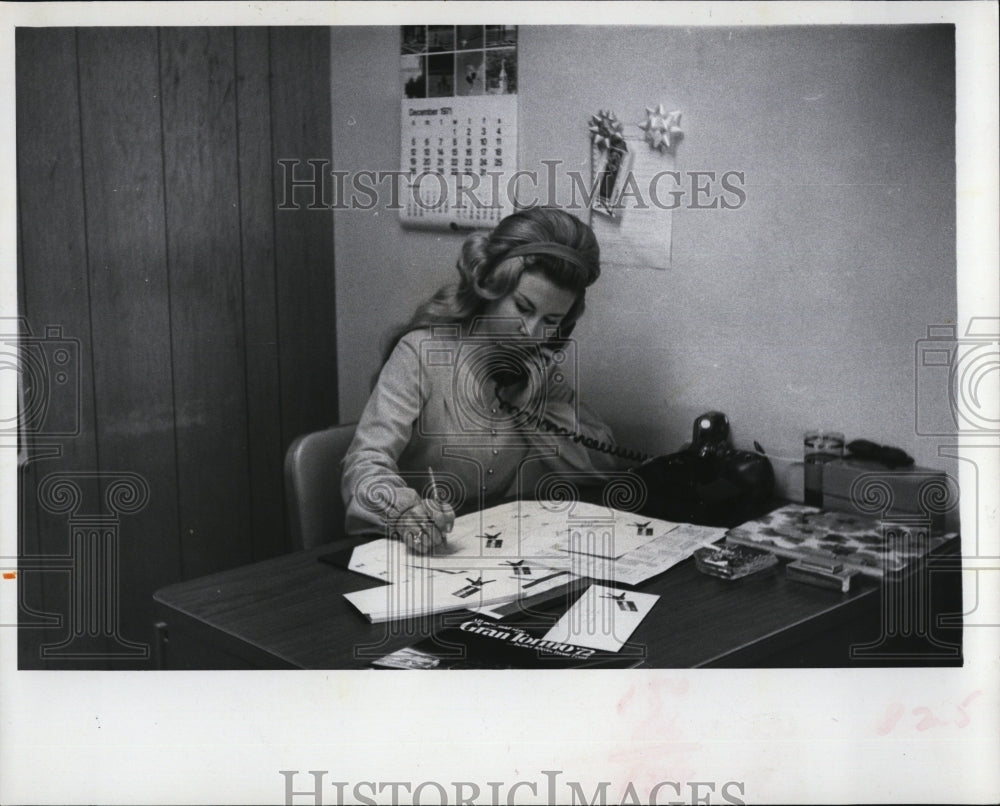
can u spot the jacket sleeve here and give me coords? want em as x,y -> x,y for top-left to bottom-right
341,336 -> 425,536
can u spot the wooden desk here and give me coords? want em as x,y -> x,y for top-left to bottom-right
152,537 -> 962,669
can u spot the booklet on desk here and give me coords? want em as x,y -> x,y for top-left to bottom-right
371,617 -> 647,669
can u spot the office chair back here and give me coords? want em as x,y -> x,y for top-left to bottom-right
284,423 -> 357,550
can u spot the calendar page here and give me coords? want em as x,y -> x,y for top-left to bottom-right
400,25 -> 518,229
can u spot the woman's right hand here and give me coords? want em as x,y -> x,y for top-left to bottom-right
390,498 -> 455,554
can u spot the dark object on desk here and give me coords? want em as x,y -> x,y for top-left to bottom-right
693,543 -> 779,580
846,439 -> 914,468
630,411 -> 775,527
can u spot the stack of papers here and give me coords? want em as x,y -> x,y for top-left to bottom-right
344,563 -> 575,623
342,500 -> 718,622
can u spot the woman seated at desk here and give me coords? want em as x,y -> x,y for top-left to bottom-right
341,206 -> 624,552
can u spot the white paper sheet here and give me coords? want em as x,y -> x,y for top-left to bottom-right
420,499 -> 679,564
542,584 -> 660,652
599,523 -> 727,585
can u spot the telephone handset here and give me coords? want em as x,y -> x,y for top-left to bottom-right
494,385 -> 775,526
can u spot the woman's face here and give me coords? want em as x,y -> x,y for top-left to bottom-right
479,271 -> 578,341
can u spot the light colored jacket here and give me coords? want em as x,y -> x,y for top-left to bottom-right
341,328 -> 623,536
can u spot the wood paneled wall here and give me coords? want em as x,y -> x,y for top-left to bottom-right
15,27 -> 337,669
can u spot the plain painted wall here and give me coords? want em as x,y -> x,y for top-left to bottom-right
331,25 -> 956,483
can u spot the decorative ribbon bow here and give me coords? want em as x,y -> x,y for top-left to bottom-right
587,110 -> 626,152
640,104 -> 683,153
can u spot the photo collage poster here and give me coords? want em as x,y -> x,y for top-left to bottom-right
400,25 -> 518,229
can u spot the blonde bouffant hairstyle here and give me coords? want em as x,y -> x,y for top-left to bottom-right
382,206 -> 601,365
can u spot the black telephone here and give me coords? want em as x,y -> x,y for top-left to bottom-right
628,411 -> 775,527
494,384 -> 774,527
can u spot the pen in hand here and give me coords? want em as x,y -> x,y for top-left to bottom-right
427,466 -> 452,544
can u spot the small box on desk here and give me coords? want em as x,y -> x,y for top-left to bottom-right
821,458 -> 953,533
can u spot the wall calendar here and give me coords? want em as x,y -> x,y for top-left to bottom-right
399,25 -> 518,230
